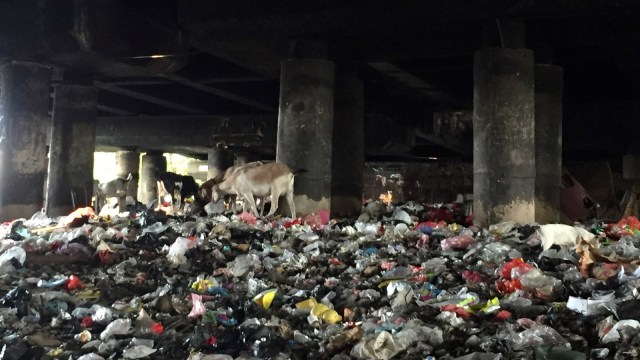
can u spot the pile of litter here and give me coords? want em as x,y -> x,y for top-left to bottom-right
1,202 -> 640,359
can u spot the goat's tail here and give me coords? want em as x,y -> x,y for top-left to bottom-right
292,169 -> 308,176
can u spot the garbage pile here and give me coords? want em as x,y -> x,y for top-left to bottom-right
2,201 -> 640,359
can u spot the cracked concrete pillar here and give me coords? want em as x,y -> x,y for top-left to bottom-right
0,62 -> 51,221
140,152 -> 166,205
535,64 -> 563,224
116,151 -> 140,199
45,84 -> 98,217
276,58 -> 335,216
207,146 -> 234,180
331,66 -> 364,217
473,47 -> 535,226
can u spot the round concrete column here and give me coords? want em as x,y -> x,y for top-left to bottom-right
623,155 -> 640,181
473,48 -> 535,226
331,69 -> 364,217
46,84 -> 98,217
276,58 -> 335,216
535,64 -> 563,224
116,151 -> 140,199
140,152 -> 167,205
207,147 -> 234,180
0,63 -> 51,221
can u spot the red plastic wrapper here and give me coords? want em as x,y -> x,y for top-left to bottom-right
462,270 -> 488,284
616,216 -> 640,230
64,275 -> 84,291
238,212 -> 257,225
500,258 -> 533,280
207,336 -> 217,346
441,304 -> 472,319
305,210 -> 330,228
426,208 -> 454,223
283,218 -> 302,229
495,310 -> 512,321
496,278 -> 523,294
80,316 -> 94,328
381,261 -> 396,270
152,322 -> 164,334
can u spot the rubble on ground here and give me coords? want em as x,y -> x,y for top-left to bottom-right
1,200 -> 640,359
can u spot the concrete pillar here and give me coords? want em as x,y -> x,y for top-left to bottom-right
623,154 -> 640,181
207,146 -> 233,180
276,58 -> 335,216
473,48 -> 535,226
140,152 -> 166,205
535,64 -> 563,224
116,151 -> 140,199
331,67 -> 364,216
45,84 -> 98,217
0,62 -> 51,221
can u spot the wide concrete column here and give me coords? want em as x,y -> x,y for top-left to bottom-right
207,145 -> 234,180
46,84 -> 98,217
535,65 -> 563,224
473,48 -> 535,226
331,67 -> 364,216
116,151 -> 140,199
624,155 -> 640,182
140,152 -> 166,205
276,58 -> 335,216
0,62 -> 51,221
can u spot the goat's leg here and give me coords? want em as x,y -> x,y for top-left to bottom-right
117,196 -> 126,213
285,192 -> 296,218
259,197 -> 265,217
267,193 -> 280,216
244,193 -> 260,217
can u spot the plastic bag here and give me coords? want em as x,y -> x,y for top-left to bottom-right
24,211 -> 52,228
505,323 -> 567,350
500,258 -> 533,280
0,246 -> 26,268
134,309 -> 157,336
518,268 -> 561,298
227,254 -> 261,277
78,354 -> 105,360
441,235 -> 475,251
123,345 -> 157,359
167,237 -> 195,266
100,318 -> 132,340
189,294 -> 206,318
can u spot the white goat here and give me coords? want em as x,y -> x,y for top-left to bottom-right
95,173 -> 133,213
211,162 -> 297,218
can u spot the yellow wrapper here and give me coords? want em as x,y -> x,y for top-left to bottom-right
47,348 -> 64,357
253,288 -> 278,309
311,303 -> 331,317
321,309 -> 343,324
295,297 -> 318,310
